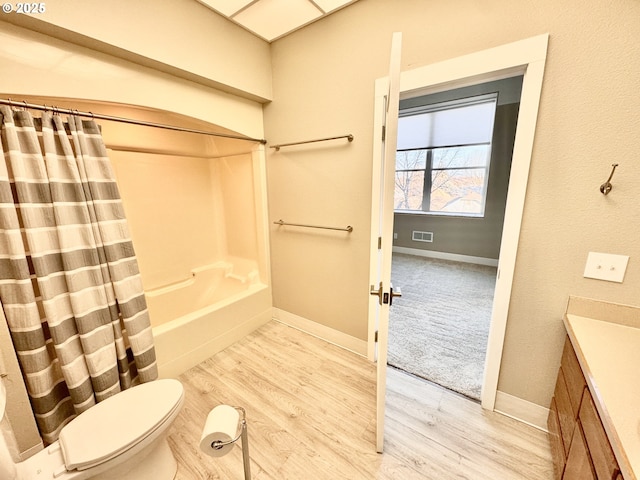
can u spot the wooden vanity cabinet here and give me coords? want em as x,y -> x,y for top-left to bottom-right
548,337 -> 622,480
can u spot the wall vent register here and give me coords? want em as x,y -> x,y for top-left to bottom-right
412,231 -> 433,243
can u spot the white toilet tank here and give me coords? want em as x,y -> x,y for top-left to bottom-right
0,379 -> 18,480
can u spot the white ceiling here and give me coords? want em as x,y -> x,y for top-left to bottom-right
196,0 -> 359,42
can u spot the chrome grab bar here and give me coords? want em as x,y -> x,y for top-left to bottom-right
270,134 -> 353,151
274,219 -> 353,233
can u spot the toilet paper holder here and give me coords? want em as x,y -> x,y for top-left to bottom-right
209,406 -> 251,480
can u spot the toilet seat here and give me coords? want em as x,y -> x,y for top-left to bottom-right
58,379 -> 184,471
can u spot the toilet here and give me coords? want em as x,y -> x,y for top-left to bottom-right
0,378 -> 184,480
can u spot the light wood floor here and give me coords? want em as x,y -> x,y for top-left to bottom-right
168,321 -> 554,479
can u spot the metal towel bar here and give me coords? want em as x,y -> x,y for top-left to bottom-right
274,219 -> 353,233
270,134 -> 353,151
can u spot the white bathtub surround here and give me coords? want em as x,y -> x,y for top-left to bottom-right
105,118 -> 274,381
153,285 -> 272,379
145,259 -> 263,327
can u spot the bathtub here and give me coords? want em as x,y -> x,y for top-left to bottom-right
147,259 -> 272,378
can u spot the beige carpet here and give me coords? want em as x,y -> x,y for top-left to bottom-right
388,253 -> 497,400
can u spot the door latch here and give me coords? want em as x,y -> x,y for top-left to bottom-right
370,282 -> 402,305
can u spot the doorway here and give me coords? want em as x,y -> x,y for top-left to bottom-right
367,34 -> 549,419
388,77 -> 523,401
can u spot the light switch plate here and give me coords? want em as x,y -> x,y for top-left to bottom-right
583,252 -> 629,283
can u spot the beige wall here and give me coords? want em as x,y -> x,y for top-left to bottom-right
2,0 -> 272,101
0,22 -> 266,137
265,0 -> 640,407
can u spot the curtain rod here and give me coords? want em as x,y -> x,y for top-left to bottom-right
0,98 -> 267,145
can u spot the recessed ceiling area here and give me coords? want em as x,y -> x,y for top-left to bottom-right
196,0 -> 359,42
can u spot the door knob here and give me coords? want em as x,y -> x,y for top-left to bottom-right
370,282 -> 383,305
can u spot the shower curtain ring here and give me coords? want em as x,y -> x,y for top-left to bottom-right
22,100 -> 28,111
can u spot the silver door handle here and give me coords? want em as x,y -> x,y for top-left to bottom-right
389,284 -> 402,306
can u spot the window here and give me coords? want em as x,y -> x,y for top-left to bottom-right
394,94 -> 498,217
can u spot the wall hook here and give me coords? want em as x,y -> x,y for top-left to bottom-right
599,163 -> 619,195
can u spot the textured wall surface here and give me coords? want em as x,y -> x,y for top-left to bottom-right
265,0 -> 640,407
1,0 -> 273,101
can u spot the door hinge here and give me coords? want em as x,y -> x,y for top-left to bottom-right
377,236 -> 382,249
381,125 -> 386,141
375,330 -> 378,342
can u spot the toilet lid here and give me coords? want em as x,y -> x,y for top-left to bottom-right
58,379 -> 184,471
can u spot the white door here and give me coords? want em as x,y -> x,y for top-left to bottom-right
368,31 -> 402,454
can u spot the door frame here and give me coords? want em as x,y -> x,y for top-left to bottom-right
367,34 -> 549,411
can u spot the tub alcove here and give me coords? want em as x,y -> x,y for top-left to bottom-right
4,95 -> 273,379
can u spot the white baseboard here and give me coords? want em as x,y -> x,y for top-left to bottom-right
392,246 -> 499,267
273,308 -> 368,357
494,390 -> 550,432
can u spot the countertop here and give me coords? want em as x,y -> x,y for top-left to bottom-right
564,312 -> 640,480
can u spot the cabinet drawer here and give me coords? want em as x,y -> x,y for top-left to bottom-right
562,337 -> 586,417
548,397 -> 566,479
555,366 -> 577,453
580,391 -> 619,480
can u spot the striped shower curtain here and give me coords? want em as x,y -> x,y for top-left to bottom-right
0,106 -> 157,444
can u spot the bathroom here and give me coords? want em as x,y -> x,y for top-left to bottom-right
1,0 -> 640,478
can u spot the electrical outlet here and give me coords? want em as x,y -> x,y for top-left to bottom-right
393,233 -> 397,239
583,252 -> 629,283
